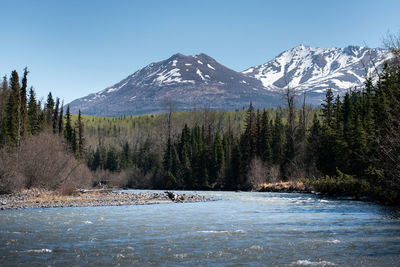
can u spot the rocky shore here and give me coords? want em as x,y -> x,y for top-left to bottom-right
0,189 -> 209,210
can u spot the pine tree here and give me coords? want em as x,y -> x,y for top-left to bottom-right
64,105 -> 74,150
20,68 -> 28,140
333,94 -> 342,136
342,92 -> 354,145
240,102 -> 257,170
306,113 -> 322,176
45,92 -> 55,125
0,76 -> 8,145
6,71 -> 21,146
58,101 -> 64,135
260,109 -> 272,164
105,148 -> 119,172
121,141 -> 131,169
52,98 -> 59,134
229,140 -> 242,190
77,109 -> 85,158
71,127 -> 77,154
27,87 -> 39,135
211,131 -> 225,185
321,88 -> 334,128
271,110 -> 284,165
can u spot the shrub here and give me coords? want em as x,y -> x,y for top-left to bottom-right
0,132 -> 92,194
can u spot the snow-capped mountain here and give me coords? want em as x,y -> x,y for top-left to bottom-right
243,45 -> 390,101
68,53 -> 279,116
69,46 -> 391,116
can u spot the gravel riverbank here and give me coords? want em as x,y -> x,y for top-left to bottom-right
0,189 -> 209,210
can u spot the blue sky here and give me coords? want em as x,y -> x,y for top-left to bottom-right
1,0 -> 399,104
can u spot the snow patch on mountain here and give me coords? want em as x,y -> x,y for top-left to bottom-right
155,68 -> 182,85
196,68 -> 206,81
207,64 -> 215,70
243,45 -> 391,94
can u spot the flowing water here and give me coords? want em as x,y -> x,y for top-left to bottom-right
1,191 -> 400,266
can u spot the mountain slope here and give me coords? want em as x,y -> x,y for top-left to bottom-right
69,46 -> 392,116
69,53 -> 279,116
243,45 -> 390,99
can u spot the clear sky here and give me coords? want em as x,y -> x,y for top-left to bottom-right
1,0 -> 399,104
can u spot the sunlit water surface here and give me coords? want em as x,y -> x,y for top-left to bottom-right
1,191 -> 400,266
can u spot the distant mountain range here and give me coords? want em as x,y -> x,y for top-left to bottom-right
68,45 -> 391,116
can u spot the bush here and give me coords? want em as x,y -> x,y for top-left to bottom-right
0,149 -> 24,194
92,166 -> 153,188
0,132 -> 92,194
303,170 -> 371,197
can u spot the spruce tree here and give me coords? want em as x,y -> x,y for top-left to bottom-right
0,76 -> 8,145
20,67 -> 28,140
260,109 -> 272,164
271,111 -> 284,165
52,98 -> 59,134
305,113 -> 322,175
45,92 -> 55,125
229,140 -> 242,190
5,71 -> 21,146
64,105 -> 74,150
27,87 -> 39,135
77,109 -> 85,158
58,101 -> 64,135
211,131 -> 225,184
240,102 -> 257,170
321,88 -> 334,128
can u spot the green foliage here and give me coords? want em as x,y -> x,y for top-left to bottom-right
303,170 -> 371,197
27,87 -> 39,135
6,71 -> 21,146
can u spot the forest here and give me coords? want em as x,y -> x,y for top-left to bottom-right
0,40 -> 399,204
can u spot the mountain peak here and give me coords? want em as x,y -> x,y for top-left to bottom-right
243,45 -> 390,95
68,46 -> 391,117
68,52 -> 270,116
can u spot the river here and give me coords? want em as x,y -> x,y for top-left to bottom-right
1,191 -> 399,266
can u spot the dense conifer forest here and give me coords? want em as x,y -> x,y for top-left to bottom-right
0,39 -> 399,204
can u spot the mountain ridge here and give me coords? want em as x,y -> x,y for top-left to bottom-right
68,45 -> 391,116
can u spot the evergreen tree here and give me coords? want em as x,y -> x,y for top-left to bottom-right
20,67 -> 28,139
211,131 -> 225,185
229,140 -> 242,190
271,110 -> 284,165
260,109 -> 272,164
5,70 -> 21,146
27,87 -> 39,135
342,92 -> 354,145
77,109 -> 85,158
58,101 -> 64,135
45,92 -> 55,125
0,76 -> 8,145
321,88 -> 334,128
71,127 -> 77,154
64,105 -> 74,150
52,98 -> 60,134
240,102 -> 257,170
105,147 -> 119,172
333,94 -> 342,136
121,141 -> 131,169
306,113 -> 322,175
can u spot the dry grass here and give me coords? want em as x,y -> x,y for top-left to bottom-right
11,188 -> 122,205
259,181 -> 306,192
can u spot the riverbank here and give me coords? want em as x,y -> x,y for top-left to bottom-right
0,189 -> 208,210
258,181 -> 307,193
